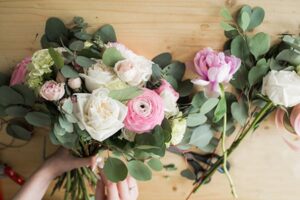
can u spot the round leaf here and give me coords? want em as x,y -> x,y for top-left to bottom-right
249,32 -> 270,59
12,85 -> 36,106
189,125 -> 213,148
6,123 -> 32,141
200,98 -> 219,114
162,61 -> 185,81
247,7 -> 265,30
102,47 -> 124,67
25,112 -> 51,127
187,113 -> 207,127
69,40 -> 84,51
152,52 -> 172,68
45,17 -> 68,41
240,12 -> 250,31
178,80 -> 193,97
128,160 -> 152,181
94,24 -> 117,43
231,35 -> 250,60
75,56 -> 96,68
5,106 -> 30,117
61,65 -> 79,78
103,157 -> 128,182
147,158 -> 163,171
231,102 -> 248,125
0,86 -> 24,106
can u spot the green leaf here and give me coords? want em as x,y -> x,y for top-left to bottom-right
162,61 -> 185,81
53,122 -> 66,136
151,64 -> 162,81
74,32 -> 93,41
49,130 -> 60,145
147,158 -> 163,171
75,56 -> 96,68
247,7 -> 265,30
180,169 -> 196,180
248,58 -> 269,86
0,86 -> 24,106
62,98 -> 73,114
165,75 -> 178,90
58,116 -> 73,133
108,87 -> 142,101
0,73 -> 9,86
102,47 -> 124,67
230,64 -> 248,90
128,160 -> 152,181
276,49 -> 300,66
5,106 -> 30,117
61,65 -> 79,78
25,112 -> 51,127
231,35 -> 250,60
189,124 -> 213,148
0,105 -> 6,117
152,52 -> 172,68
249,32 -> 270,59
240,12 -> 250,31
48,48 -> 64,69
220,7 -> 233,21
69,40 -> 84,51
12,85 -> 36,106
177,80 -> 193,97
55,131 -> 78,148
220,22 -> 235,31
282,35 -> 300,51
191,92 -> 207,108
200,137 -> 219,153
187,113 -> 207,127
94,24 -> 117,43
231,101 -> 248,125
45,17 -> 68,42
6,123 -> 32,141
213,97 -> 226,123
163,164 -> 177,171
103,157 -> 128,182
200,98 -> 219,114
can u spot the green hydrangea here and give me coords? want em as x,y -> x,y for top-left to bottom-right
26,75 -> 43,89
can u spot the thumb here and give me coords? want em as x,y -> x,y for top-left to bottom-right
72,155 -> 97,169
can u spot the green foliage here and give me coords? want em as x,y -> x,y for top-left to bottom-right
128,160 -> 152,181
103,157 -> 128,182
177,80 -> 193,97
5,106 -> 30,117
180,169 -> 196,180
102,47 -> 124,67
75,56 -> 96,68
48,48 -> 64,69
200,98 -> 219,114
231,101 -> 248,125
12,85 -> 36,106
276,49 -> 300,66
152,52 -> 172,68
248,58 -> 269,86
94,24 -> 117,43
0,86 -> 24,106
220,7 -> 233,21
6,122 -> 32,141
239,12 -> 250,31
220,22 -> 235,31
69,40 -> 84,51
0,73 -> 9,86
189,124 -> 213,148
162,61 -> 185,81
108,87 -> 142,101
213,97 -> 226,123
231,35 -> 250,60
61,65 -> 79,78
45,17 -> 68,42
249,32 -> 270,59
187,113 -> 207,127
147,158 -> 163,171
25,112 -> 51,127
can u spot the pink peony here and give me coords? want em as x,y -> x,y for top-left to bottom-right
39,80 -> 65,101
9,57 -> 31,86
290,105 -> 300,136
192,48 -> 241,97
124,88 -> 164,133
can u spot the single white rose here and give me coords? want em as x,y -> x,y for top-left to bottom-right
108,43 -> 153,86
73,88 -> 127,142
79,60 -> 117,92
170,114 -> 186,145
39,80 -> 65,101
262,70 -> 300,107
68,77 -> 82,89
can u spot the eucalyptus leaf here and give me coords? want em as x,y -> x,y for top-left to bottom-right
165,75 -> 178,90
247,7 -> 265,30
45,17 -> 68,42
61,98 -> 73,114
191,92 -> 207,108
6,123 -> 32,141
109,87 -> 142,101
75,56 -> 96,68
69,40 -> 84,51
213,97 -> 226,123
180,169 -> 196,180
74,32 -> 92,41
220,7 -> 233,21
0,86 -> 24,106
12,85 -> 35,106
61,65 -> 79,78
94,24 -> 117,43
248,58 -> 269,86
189,124 -> 213,148
147,158 -> 163,171
55,131 -> 78,148
231,101 -> 248,125
48,48 -> 64,69
177,80 -> 193,97
231,35 -> 250,60
249,32 -> 270,59
276,49 -> 300,66
152,52 -> 172,68
162,61 -> 185,81
200,98 -> 219,114
103,157 -> 128,182
128,160 -> 152,181
59,116 -> 73,133
220,22 -> 235,31
25,112 -> 51,127
102,47 -> 124,67
230,64 -> 248,90
5,106 -> 30,117
187,113 -> 207,127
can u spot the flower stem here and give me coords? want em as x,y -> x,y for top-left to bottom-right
186,101 -> 274,200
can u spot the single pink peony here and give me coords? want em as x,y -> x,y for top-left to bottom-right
192,48 -> 241,97
39,80 -> 65,101
124,88 -> 164,133
9,57 -> 31,86
290,105 -> 300,136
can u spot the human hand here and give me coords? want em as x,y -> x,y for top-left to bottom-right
95,172 -> 139,200
42,147 -> 98,179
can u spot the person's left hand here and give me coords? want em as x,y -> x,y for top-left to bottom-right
42,148 -> 98,179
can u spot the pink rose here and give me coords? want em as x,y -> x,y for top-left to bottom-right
124,88 -> 164,133
9,57 -> 31,86
192,48 -> 241,97
290,105 -> 300,136
155,79 -> 179,117
39,80 -> 65,101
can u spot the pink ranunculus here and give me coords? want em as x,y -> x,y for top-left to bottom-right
290,105 -> 300,136
124,88 -> 164,133
192,48 -> 241,97
39,80 -> 65,101
9,57 -> 31,86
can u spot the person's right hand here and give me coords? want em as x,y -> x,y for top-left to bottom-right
95,172 -> 138,200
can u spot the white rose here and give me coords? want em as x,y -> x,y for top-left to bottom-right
108,43 -> 152,86
262,70 -> 300,107
73,88 -> 127,142
68,77 -> 82,89
160,90 -> 179,117
79,60 -> 124,92
170,114 -> 187,145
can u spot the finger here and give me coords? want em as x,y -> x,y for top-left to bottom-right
106,182 -> 119,200
95,179 -> 106,200
117,180 -> 129,200
73,156 -> 95,169
127,176 -> 138,199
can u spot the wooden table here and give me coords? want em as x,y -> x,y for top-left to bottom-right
1,0 -> 300,199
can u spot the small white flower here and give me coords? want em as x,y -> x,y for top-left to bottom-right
73,88 -> 127,142
170,113 -> 187,145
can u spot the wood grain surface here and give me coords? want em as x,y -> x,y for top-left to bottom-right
0,0 -> 300,200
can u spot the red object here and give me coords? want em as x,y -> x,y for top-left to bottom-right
3,165 -> 25,185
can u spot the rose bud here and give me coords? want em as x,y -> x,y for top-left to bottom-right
68,77 -> 82,89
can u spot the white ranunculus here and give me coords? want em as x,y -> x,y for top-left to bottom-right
73,88 -> 127,142
262,70 -> 300,107
160,89 -> 179,117
79,60 -> 127,92
108,43 -> 153,86
170,114 -> 187,145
